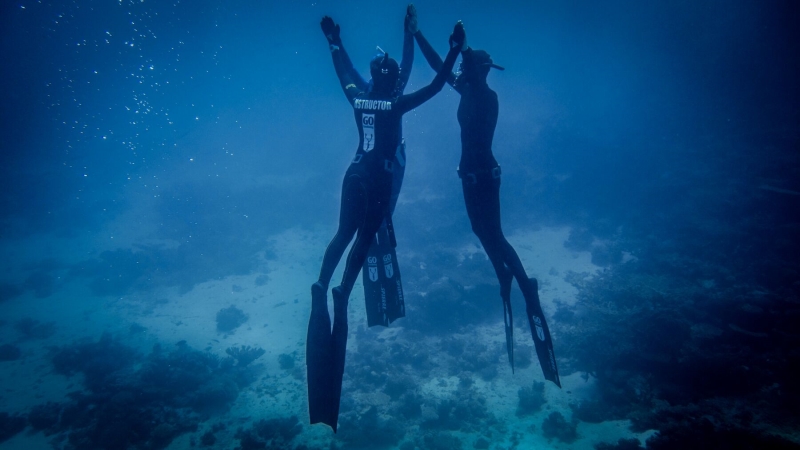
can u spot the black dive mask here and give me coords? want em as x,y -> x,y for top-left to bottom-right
370,50 -> 399,95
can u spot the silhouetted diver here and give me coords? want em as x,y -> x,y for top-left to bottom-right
307,18 -> 466,432
321,9 -> 415,327
411,9 -> 561,387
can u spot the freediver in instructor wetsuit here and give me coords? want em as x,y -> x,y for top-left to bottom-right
306,19 -> 465,432
320,8 -> 416,327
410,7 -> 561,387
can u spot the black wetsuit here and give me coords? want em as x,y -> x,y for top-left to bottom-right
337,30 -> 413,215
307,41 -> 460,431
317,32 -> 413,289
414,32 -> 561,387
414,31 -> 526,312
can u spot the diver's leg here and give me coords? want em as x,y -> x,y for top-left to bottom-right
481,179 -> 561,387
318,176 -> 366,287
463,179 -> 516,370
463,179 -> 515,297
472,176 -> 533,296
308,175 -> 365,429
473,178 -> 537,338
388,149 -> 405,216
340,187 -> 387,294
331,178 -> 382,432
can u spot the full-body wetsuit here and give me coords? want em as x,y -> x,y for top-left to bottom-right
414,26 -> 561,387
319,15 -> 414,327
307,19 -> 463,432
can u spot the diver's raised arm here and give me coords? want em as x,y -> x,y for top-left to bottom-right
396,21 -> 464,113
412,12 -> 458,89
397,4 -> 417,93
321,16 -> 369,92
321,17 -> 360,104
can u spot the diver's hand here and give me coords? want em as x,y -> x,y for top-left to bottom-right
405,4 -> 419,34
320,16 -> 341,45
449,21 -> 467,51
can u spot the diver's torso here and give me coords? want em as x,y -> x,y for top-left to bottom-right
458,84 -> 499,172
352,93 -> 402,169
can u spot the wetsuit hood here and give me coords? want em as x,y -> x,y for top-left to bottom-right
369,52 -> 400,96
457,48 -> 504,87
464,49 -> 505,71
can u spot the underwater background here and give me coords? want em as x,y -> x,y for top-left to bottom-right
1,0 -> 798,449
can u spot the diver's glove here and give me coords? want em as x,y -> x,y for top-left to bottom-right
405,4 -> 419,34
320,16 -> 341,45
449,21 -> 467,51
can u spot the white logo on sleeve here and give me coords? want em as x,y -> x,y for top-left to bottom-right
362,113 -> 375,152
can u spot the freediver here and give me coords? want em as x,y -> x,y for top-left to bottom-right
409,7 -> 561,387
320,6 -> 416,327
306,17 -> 466,431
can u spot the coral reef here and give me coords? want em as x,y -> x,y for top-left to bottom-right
234,416 -> 301,450
0,412 -> 26,443
225,345 -> 265,367
36,334 -> 264,449
28,402 -> 61,433
338,407 -> 405,449
516,380 -> 546,417
594,438 -> 643,450
254,274 -> 269,286
0,282 -> 22,303
216,305 -> 249,333
403,278 -> 499,334
541,411 -> 578,443
0,344 -> 21,362
50,331 -> 138,391
421,383 -> 497,435
644,414 -> 800,449
473,437 -> 491,449
422,432 -> 463,450
278,352 -> 295,370
198,422 -> 226,447
24,270 -> 56,298
15,317 -> 56,340
559,246 -> 800,441
200,430 -> 216,446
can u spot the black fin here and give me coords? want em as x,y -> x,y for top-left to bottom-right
362,224 -> 405,327
525,278 -> 561,388
307,282 -> 337,428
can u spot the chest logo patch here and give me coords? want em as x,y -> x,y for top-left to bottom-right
362,113 -> 375,152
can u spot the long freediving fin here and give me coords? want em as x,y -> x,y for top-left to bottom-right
503,296 -> 515,373
328,285 -> 350,433
362,231 -> 387,327
499,267 -> 514,372
307,282 -> 337,428
525,278 -> 561,388
361,222 -> 405,327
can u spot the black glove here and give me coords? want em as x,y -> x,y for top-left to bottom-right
449,21 -> 466,51
320,16 -> 341,45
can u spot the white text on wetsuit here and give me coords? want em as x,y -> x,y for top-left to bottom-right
355,99 -> 392,110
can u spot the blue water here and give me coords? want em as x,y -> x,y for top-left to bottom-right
1,1 -> 798,449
